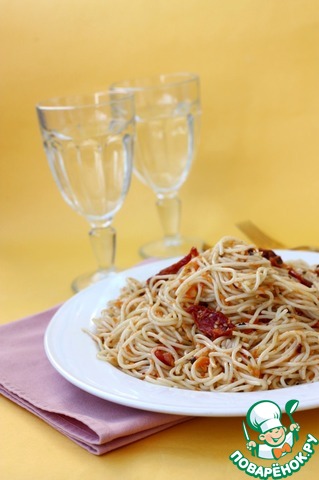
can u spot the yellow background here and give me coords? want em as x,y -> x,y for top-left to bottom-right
1,1 -> 319,478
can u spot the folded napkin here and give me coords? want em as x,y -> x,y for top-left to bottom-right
0,306 -> 188,455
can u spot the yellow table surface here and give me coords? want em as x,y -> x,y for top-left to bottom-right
2,1 -> 319,478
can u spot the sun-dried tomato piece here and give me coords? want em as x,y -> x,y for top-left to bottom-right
156,247 -> 199,276
147,247 -> 199,284
288,268 -> 313,288
260,249 -> 284,268
260,249 -> 313,288
195,356 -> 210,374
186,305 -> 234,340
154,349 -> 175,367
296,344 -> 303,354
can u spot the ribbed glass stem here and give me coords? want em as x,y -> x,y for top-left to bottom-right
89,225 -> 116,271
156,194 -> 181,246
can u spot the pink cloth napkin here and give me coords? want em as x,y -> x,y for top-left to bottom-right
0,306 -> 188,455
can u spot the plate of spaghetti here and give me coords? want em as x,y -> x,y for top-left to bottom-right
44,237 -> 319,416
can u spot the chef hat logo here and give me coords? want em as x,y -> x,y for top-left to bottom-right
247,400 -> 283,434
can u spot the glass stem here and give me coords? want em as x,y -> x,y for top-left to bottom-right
156,194 -> 181,246
89,224 -> 116,272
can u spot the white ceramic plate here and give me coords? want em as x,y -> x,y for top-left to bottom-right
44,251 -> 319,416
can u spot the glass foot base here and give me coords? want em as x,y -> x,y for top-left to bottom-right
71,268 -> 117,293
139,237 -> 206,259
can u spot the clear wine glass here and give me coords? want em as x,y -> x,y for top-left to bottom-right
36,90 -> 135,292
112,72 -> 204,258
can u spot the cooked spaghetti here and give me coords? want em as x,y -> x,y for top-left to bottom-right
87,237 -> 319,392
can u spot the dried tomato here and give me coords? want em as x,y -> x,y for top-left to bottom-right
260,249 -> 313,287
260,249 -> 284,268
154,349 -> 175,367
288,268 -> 313,288
156,247 -> 199,276
195,356 -> 210,374
147,247 -> 199,283
186,305 -> 234,340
